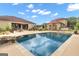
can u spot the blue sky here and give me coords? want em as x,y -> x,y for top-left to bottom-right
0,3 -> 79,24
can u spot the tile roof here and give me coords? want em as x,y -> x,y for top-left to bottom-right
48,18 -> 66,24
0,16 -> 35,24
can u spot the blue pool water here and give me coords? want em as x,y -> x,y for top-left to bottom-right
17,32 -> 71,56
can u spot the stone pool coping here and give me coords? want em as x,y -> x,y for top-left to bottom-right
0,31 -> 73,38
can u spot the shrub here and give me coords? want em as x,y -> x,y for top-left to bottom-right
0,27 -> 6,33
75,22 -> 79,30
0,28 -> 2,32
6,26 -> 11,31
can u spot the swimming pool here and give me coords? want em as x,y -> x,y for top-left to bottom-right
17,32 -> 71,56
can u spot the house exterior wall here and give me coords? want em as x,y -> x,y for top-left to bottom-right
0,21 -> 12,30
11,23 -> 35,30
47,19 -> 68,30
47,24 -> 54,30
58,20 -> 68,27
0,21 -> 35,31
47,24 -> 58,30
28,24 -> 35,30
56,23 -> 61,30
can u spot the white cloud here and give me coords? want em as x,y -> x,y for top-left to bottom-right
38,9 -> 51,15
12,3 -> 19,5
39,11 -> 51,15
32,9 -> 41,13
32,15 -> 37,18
50,12 -> 59,18
18,12 -> 25,15
26,10 -> 30,12
38,10 -> 44,14
27,4 -> 34,9
31,9 -> 51,15
32,9 -> 51,15
67,3 -> 79,11
53,12 -> 58,16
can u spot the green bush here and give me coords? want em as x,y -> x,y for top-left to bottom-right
75,21 -> 79,30
0,26 -> 11,33
0,28 -> 2,32
0,27 -> 6,32
6,26 -> 11,31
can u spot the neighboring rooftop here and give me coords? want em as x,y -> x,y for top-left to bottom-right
0,16 -> 35,24
48,18 -> 67,24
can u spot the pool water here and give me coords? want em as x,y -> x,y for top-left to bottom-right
17,32 -> 71,56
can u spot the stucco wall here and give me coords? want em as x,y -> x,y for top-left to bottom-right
47,20 -> 68,30
0,21 -> 12,31
56,23 -> 61,30
59,20 -> 67,26
47,24 -> 53,30
28,24 -> 35,30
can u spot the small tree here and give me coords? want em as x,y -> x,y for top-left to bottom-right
67,17 -> 77,30
75,21 -> 79,30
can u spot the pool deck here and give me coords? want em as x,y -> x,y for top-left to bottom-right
0,42 -> 33,56
52,34 -> 79,56
0,31 -> 79,56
